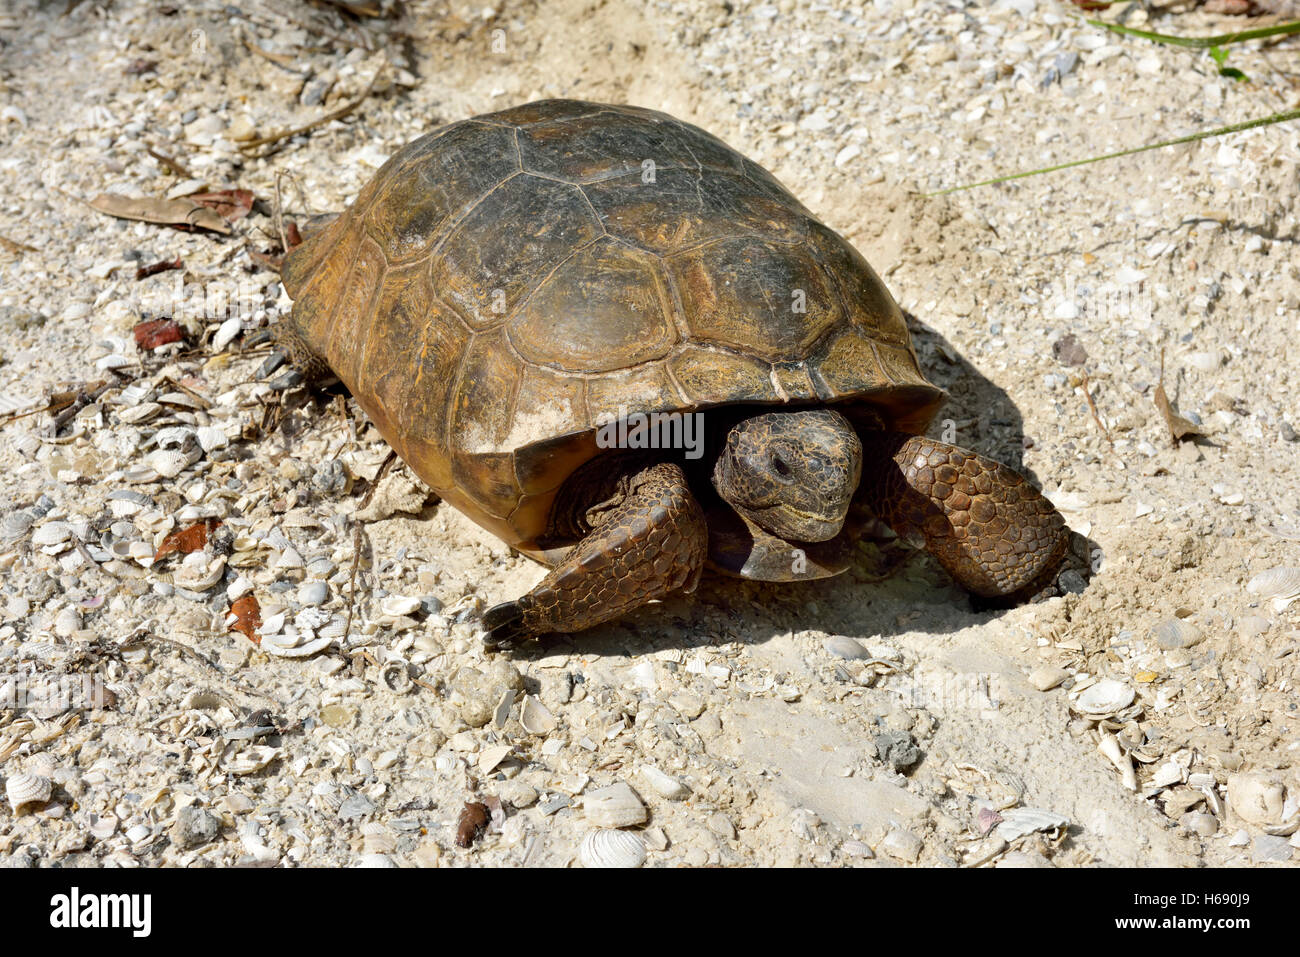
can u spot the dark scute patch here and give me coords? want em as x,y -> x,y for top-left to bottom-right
370,122 -> 520,261
432,175 -> 602,328
585,167 -> 804,253
669,237 -> 841,361
510,237 -> 675,373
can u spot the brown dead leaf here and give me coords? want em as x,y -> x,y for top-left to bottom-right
133,318 -> 185,350
189,189 -> 254,226
90,193 -> 231,235
1155,348 -> 1207,446
229,595 -> 262,644
154,518 -> 221,561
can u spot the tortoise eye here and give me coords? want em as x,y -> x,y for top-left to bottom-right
771,454 -> 793,479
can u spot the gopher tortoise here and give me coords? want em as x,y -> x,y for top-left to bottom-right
267,99 -> 1068,646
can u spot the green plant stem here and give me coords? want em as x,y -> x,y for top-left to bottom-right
929,107 -> 1300,195
1084,16 -> 1300,49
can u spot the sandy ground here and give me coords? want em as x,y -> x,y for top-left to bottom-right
0,0 -> 1297,867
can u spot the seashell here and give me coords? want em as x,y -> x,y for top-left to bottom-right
380,660 -> 413,694
196,425 -> 229,453
295,606 -> 329,631
117,402 -> 162,424
145,448 -> 198,479
639,765 -> 690,801
582,782 -> 647,828
261,632 -> 332,658
174,554 -> 226,591
381,595 -> 422,617
0,391 -> 42,416
519,694 -> 557,735
298,581 -> 329,606
115,382 -> 153,405
32,521 -> 72,547
1151,618 -> 1203,650
12,433 -> 40,459
1246,567 -> 1300,610
578,828 -> 646,869
0,511 -> 35,542
157,391 -> 204,409
213,316 -> 243,351
222,745 -> 280,775
227,576 -> 254,601
825,635 -> 870,660
96,353 -> 130,371
6,772 -> 52,813
1226,773 -> 1286,826
54,606 -> 81,637
272,546 -> 305,570
154,426 -> 197,449
994,807 -> 1070,842
1073,677 -> 1135,716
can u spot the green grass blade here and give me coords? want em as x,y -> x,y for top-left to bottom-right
929,107 -> 1300,196
1084,16 -> 1300,49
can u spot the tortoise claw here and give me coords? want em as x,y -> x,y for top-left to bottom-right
257,349 -> 288,380
244,328 -> 275,349
482,601 -> 529,650
267,368 -> 304,391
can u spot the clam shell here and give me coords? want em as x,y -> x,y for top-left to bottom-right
196,426 -> 229,453
578,828 -> 646,869
1227,773 -> 1287,826
381,595 -> 422,617
154,425 -> 197,449
1246,567 -> 1300,599
0,511 -> 35,542
12,433 -> 39,459
1151,618 -> 1203,650
994,807 -> 1070,842
6,772 -> 52,813
32,521 -> 72,547
1074,678 -> 1135,716
261,631 -> 332,658
117,402 -> 162,424
146,448 -> 199,479
1246,567 -> 1300,610
582,782 -> 647,828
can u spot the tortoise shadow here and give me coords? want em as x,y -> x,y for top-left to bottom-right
507,312 -> 1098,661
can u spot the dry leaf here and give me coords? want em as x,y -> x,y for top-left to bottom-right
90,193 -> 231,234
154,518 -> 221,560
229,595 -> 262,644
133,318 -> 185,350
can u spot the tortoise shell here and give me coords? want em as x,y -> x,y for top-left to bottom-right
281,99 -> 944,561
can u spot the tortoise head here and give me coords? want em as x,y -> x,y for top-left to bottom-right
711,408 -> 863,543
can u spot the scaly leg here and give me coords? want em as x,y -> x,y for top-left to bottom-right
857,432 -> 1067,598
483,462 -> 707,647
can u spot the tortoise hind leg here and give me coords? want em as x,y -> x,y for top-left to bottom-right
857,432 -> 1068,599
253,322 -> 334,389
483,462 -> 707,648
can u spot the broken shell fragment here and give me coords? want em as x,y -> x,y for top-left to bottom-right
1227,773 -> 1287,826
582,782 -> 647,828
578,828 -> 646,868
1073,678 -> 1135,717
519,695 -> 557,735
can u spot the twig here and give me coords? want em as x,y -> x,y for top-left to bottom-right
238,59 -> 385,157
0,235 -> 37,254
1080,370 -> 1113,447
146,146 -> 194,179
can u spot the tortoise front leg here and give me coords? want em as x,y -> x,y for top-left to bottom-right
857,432 -> 1068,599
483,462 -> 707,648
251,322 -> 335,389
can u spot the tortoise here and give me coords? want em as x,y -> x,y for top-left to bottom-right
268,99 -> 1068,647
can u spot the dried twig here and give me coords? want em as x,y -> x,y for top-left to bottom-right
1080,370 -> 1113,446
238,59 -> 385,157
146,146 -> 193,179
